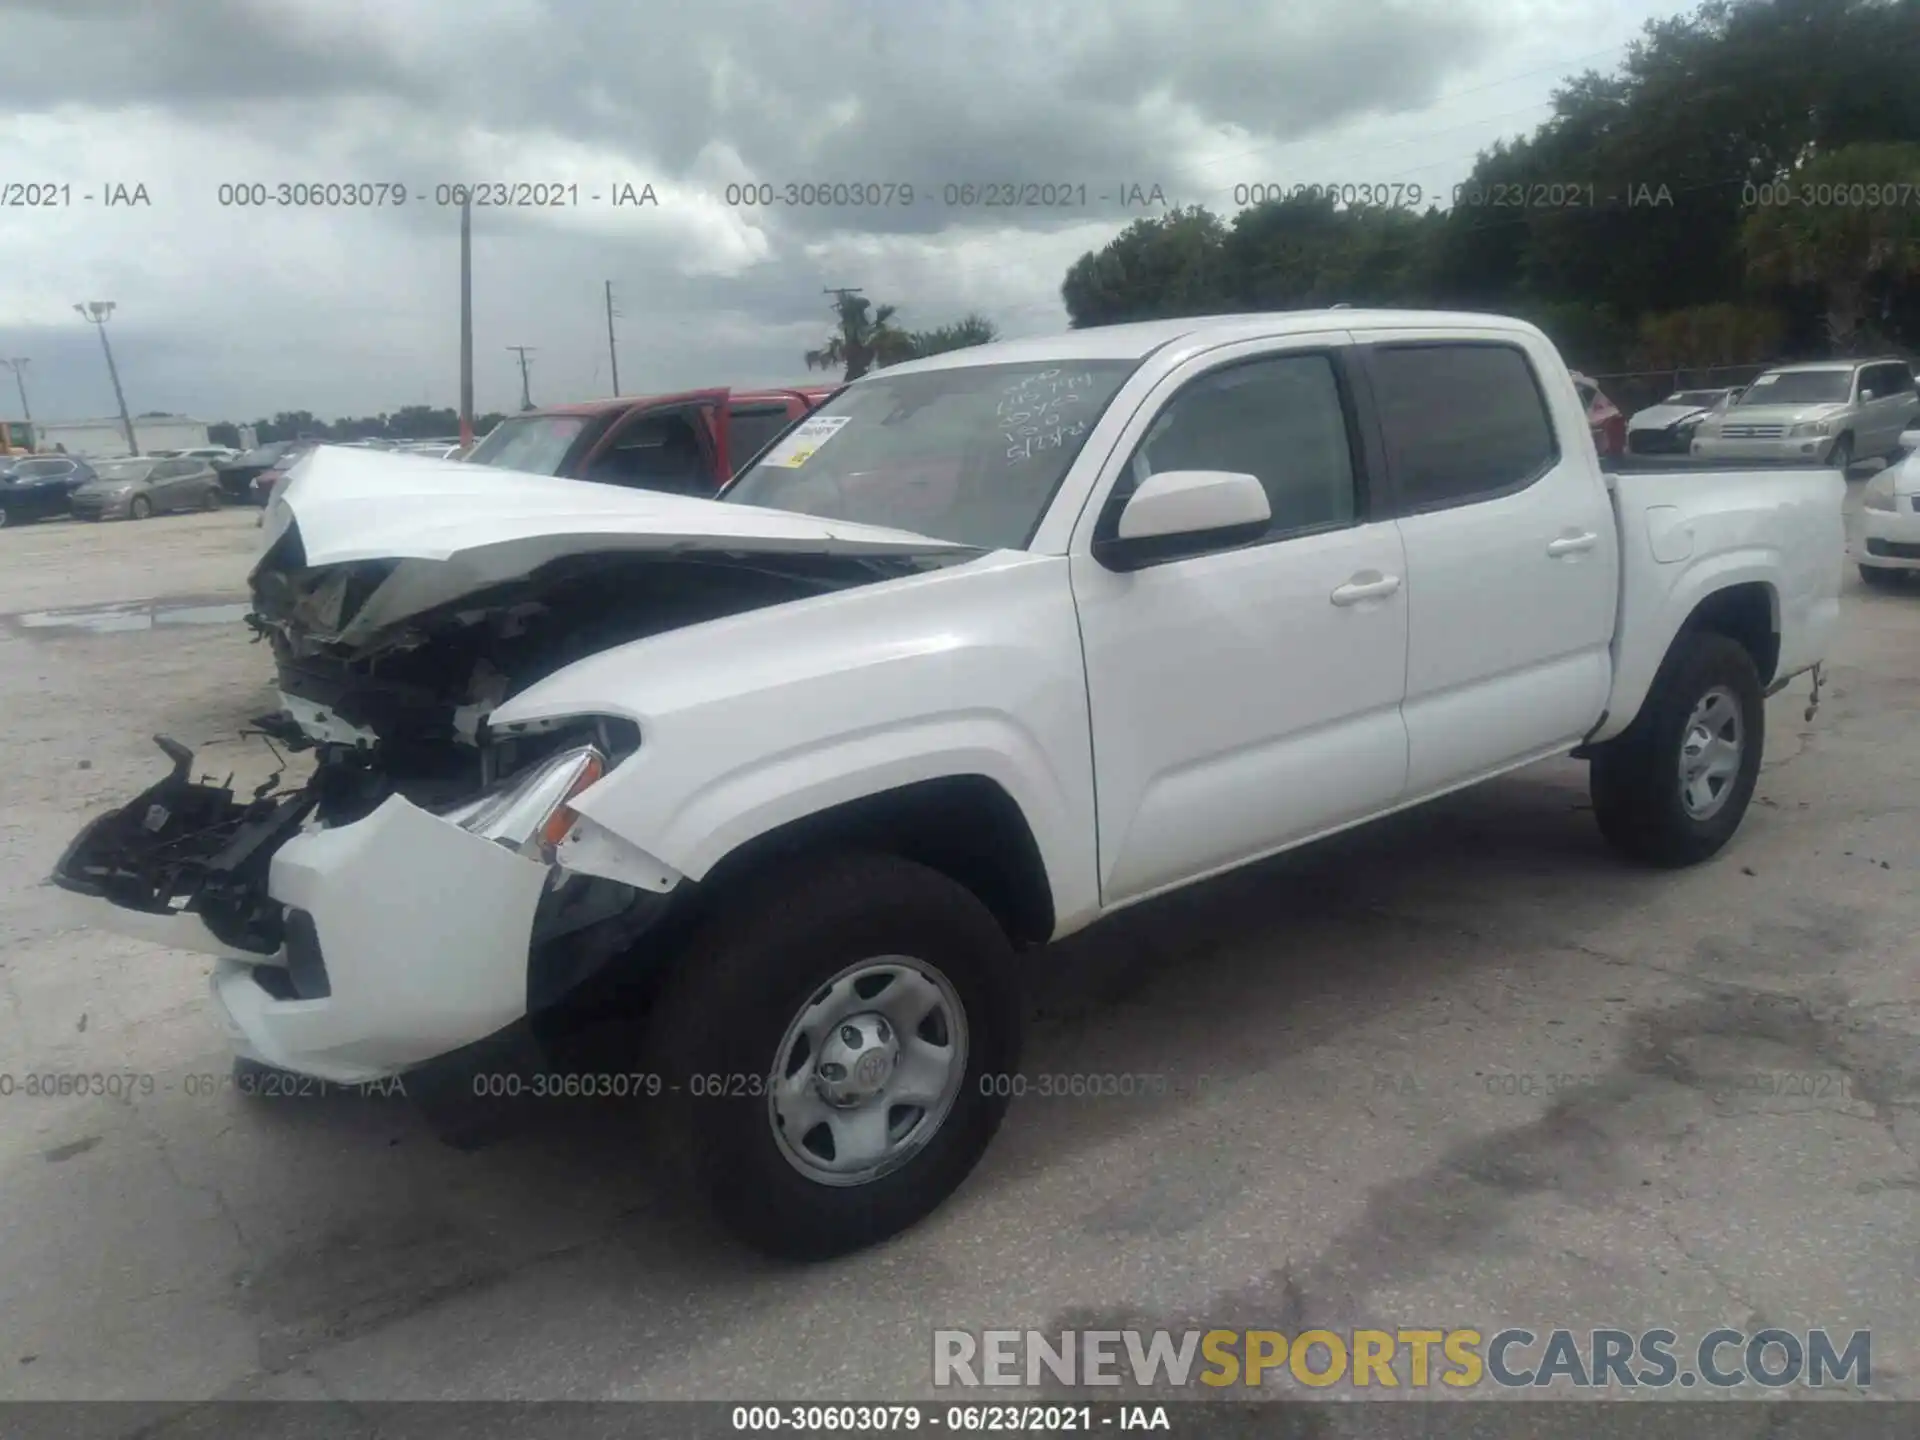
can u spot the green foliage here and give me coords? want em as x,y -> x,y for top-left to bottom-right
806,295 -> 1003,376
1057,0 -> 1920,365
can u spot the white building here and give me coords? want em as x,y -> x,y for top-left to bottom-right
37,415 -> 211,458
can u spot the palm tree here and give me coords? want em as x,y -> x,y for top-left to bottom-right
805,294 -> 911,381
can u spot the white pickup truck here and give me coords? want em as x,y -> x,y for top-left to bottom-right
54,311 -> 1844,1258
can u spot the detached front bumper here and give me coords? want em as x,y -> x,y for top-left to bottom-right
52,743 -> 555,1085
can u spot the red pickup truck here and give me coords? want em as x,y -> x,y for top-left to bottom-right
463,386 -> 836,494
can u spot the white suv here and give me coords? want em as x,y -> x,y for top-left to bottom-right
1691,358 -> 1918,470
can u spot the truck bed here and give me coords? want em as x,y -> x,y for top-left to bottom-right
1594,461 -> 1846,744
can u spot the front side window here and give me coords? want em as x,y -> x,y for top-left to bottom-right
726,360 -> 1137,549
1370,343 -> 1558,511
1114,352 -> 1358,539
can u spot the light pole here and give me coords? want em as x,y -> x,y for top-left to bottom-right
458,193 -> 474,449
507,346 -> 536,410
0,359 -> 32,446
73,302 -> 138,455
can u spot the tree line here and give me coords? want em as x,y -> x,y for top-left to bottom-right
1056,0 -> 1920,407
203,405 -> 508,450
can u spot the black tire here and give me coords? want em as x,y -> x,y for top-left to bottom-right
650,850 -> 1022,1259
1829,432 -> 1854,472
1860,563 -> 1904,590
1589,631 -> 1764,868
202,487 -> 222,511
128,494 -> 152,520
0,506 -> 9,528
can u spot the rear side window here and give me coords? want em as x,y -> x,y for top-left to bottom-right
726,406 -> 794,472
1370,343 -> 1559,512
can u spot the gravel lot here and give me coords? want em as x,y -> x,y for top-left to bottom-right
0,498 -> 1915,1418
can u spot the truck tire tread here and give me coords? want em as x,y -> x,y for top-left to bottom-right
648,849 -> 1022,1260
1589,631 -> 1764,868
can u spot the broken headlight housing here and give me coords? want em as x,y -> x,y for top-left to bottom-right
443,744 -> 605,863
443,716 -> 639,863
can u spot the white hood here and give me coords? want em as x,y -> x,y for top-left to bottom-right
253,445 -> 975,644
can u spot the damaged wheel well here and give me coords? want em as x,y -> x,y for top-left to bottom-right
696,775 -> 1057,947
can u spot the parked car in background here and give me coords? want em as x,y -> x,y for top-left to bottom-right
1690,359 -> 1919,471
70,455 -> 224,520
398,440 -> 463,460
1626,387 -> 1743,455
1857,425 -> 1920,588
215,442 -> 301,502
1572,372 -> 1626,457
182,445 -> 240,465
463,386 -> 835,495
0,455 -> 98,526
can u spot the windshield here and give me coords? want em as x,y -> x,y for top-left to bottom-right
465,414 -> 589,474
723,360 -> 1136,549
91,460 -> 154,481
1666,391 -> 1726,407
1739,371 -> 1851,406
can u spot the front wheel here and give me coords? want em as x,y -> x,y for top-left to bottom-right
201,487 -> 222,511
1829,433 -> 1855,472
128,495 -> 152,520
651,851 -> 1022,1259
1590,632 -> 1764,867
1860,563 -> 1904,590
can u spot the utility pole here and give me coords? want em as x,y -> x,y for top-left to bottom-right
0,359 -> 32,444
506,346 -> 536,411
458,191 -> 474,449
72,302 -> 138,454
604,281 -> 621,397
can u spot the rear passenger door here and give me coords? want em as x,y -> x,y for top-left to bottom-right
1357,333 -> 1618,797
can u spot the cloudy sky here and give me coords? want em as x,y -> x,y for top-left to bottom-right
0,0 -> 1684,426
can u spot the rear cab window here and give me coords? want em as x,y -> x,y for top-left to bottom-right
1366,342 -> 1560,513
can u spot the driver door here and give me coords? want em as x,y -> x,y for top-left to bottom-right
578,390 -> 729,495
1069,334 -> 1412,908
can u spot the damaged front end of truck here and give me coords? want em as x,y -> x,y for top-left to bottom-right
49,446 -> 975,1101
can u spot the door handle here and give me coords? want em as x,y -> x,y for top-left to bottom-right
1330,575 -> 1402,606
1547,532 -> 1598,557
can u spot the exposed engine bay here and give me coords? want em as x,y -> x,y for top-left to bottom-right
54,537 -> 948,956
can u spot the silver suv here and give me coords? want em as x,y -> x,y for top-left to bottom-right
1690,358 -> 1919,470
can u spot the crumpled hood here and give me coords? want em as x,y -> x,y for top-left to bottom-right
251,445 -> 976,646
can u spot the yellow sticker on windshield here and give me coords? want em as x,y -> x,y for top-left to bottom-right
763,414 -> 851,468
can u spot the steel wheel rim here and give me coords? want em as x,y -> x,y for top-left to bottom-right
767,955 -> 969,1188
1679,684 -> 1744,820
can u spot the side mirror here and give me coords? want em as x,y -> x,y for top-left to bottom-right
1898,428 -> 1920,455
1093,469 -> 1271,572
1861,389 -> 1877,402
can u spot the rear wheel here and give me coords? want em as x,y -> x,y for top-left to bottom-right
1590,631 -> 1764,867
651,851 -> 1022,1259
128,495 -> 152,520
202,487 -> 222,511
1860,563 -> 1904,589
